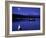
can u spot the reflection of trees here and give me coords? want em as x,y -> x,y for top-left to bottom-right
12,14 -> 40,22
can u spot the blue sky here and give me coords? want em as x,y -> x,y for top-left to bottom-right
12,7 -> 40,16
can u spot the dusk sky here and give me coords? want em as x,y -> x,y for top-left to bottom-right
12,7 -> 40,16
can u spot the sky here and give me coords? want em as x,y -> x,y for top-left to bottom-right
12,7 -> 40,16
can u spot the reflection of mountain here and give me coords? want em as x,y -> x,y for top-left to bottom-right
12,14 -> 40,22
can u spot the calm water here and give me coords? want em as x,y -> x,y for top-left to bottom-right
12,18 -> 40,31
